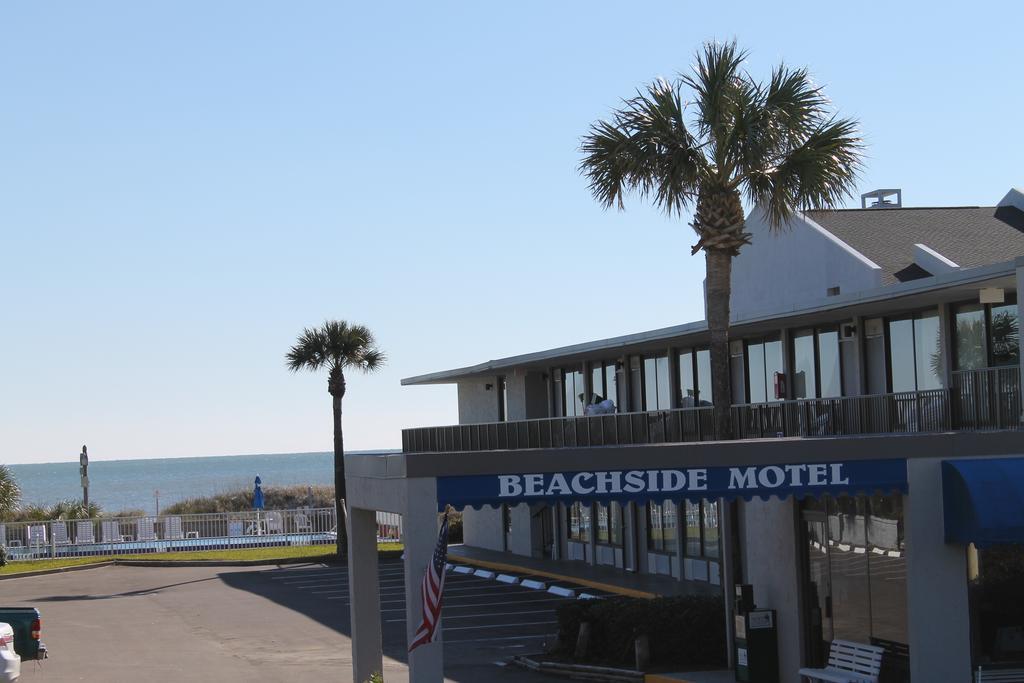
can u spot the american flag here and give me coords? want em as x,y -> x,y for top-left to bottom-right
408,512 -> 449,652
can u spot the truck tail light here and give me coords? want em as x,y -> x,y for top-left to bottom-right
0,634 -> 9,647
31,618 -> 41,640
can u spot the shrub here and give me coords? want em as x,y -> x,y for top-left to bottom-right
162,485 -> 335,515
446,511 -> 463,544
0,545 -> 8,568
556,594 -> 726,668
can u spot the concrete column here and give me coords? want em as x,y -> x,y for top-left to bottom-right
348,506 -> 382,683
720,498 -> 736,668
906,458 -> 971,682
403,477 -> 444,683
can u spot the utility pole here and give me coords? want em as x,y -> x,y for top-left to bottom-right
79,445 -> 90,509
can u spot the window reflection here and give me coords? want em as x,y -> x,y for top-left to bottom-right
647,501 -> 677,554
702,500 -> 719,559
914,311 -> 942,390
568,502 -> 590,541
954,304 -> 987,370
989,301 -> 1019,367
802,494 -> 908,676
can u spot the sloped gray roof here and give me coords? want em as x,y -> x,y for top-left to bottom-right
807,206 -> 1024,285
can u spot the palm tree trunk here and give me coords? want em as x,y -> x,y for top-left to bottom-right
705,248 -> 734,439
333,392 -> 347,557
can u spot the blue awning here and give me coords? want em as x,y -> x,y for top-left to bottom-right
943,458 -> 1024,547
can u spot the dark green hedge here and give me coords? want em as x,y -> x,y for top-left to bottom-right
556,594 -> 726,668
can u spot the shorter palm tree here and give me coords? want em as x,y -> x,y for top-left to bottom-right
287,320 -> 385,556
0,464 -> 20,520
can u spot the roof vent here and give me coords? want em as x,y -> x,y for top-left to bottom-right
861,188 -> 902,209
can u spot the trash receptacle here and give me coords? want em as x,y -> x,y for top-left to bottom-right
734,584 -> 778,683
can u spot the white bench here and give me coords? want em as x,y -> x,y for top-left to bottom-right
799,639 -> 883,683
976,667 -> 1024,682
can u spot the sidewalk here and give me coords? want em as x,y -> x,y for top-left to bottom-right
447,544 -> 718,599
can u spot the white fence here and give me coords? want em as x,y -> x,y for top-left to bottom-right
0,508 -> 403,561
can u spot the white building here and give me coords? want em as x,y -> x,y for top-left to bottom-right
348,188 -> 1024,682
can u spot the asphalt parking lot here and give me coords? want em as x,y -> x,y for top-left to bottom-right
1,560 -> 610,682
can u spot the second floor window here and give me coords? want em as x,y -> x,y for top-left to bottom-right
954,297 -> 1019,370
643,353 -> 671,410
888,310 -> 942,392
678,348 -> 713,406
746,335 -> 784,403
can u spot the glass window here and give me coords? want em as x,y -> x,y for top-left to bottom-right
647,501 -> 664,551
989,301 -> 1019,367
764,338 -> 784,400
970,544 -> 1024,664
568,502 -> 590,541
498,376 -> 509,421
914,311 -> 942,390
562,368 -> 585,416
954,304 -> 987,370
793,330 -> 816,399
888,318 -> 917,392
605,362 -> 619,409
647,501 -> 677,554
746,336 -> 783,403
817,328 -> 842,398
828,496 -> 871,644
868,494 -> 907,645
747,342 -> 767,403
597,502 -> 624,546
702,500 -> 720,559
678,350 -> 695,406
643,354 -> 670,410
685,501 -> 702,556
696,349 -> 712,405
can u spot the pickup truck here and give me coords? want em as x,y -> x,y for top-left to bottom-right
0,609 -> 45,663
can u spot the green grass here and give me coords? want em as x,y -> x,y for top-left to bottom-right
0,542 -> 403,575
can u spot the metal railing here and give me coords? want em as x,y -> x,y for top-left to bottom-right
402,368 -> 1021,454
0,508 -> 404,562
951,366 -> 1021,431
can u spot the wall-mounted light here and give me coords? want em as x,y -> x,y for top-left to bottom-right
485,383 -> 493,391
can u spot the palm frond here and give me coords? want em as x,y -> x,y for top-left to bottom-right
679,40 -> 746,159
286,326 -> 328,373
580,79 -> 704,216
747,116 -> 863,228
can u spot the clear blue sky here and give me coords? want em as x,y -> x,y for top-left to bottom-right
3,2 -> 1021,464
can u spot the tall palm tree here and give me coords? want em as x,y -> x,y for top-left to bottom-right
287,320 -> 386,556
580,41 -> 863,438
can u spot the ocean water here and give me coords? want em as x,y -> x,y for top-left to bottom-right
7,450 -> 395,514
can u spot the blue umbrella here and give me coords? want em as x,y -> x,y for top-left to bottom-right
253,475 -> 265,511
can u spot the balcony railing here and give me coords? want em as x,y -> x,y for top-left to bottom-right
402,367 -> 1021,454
